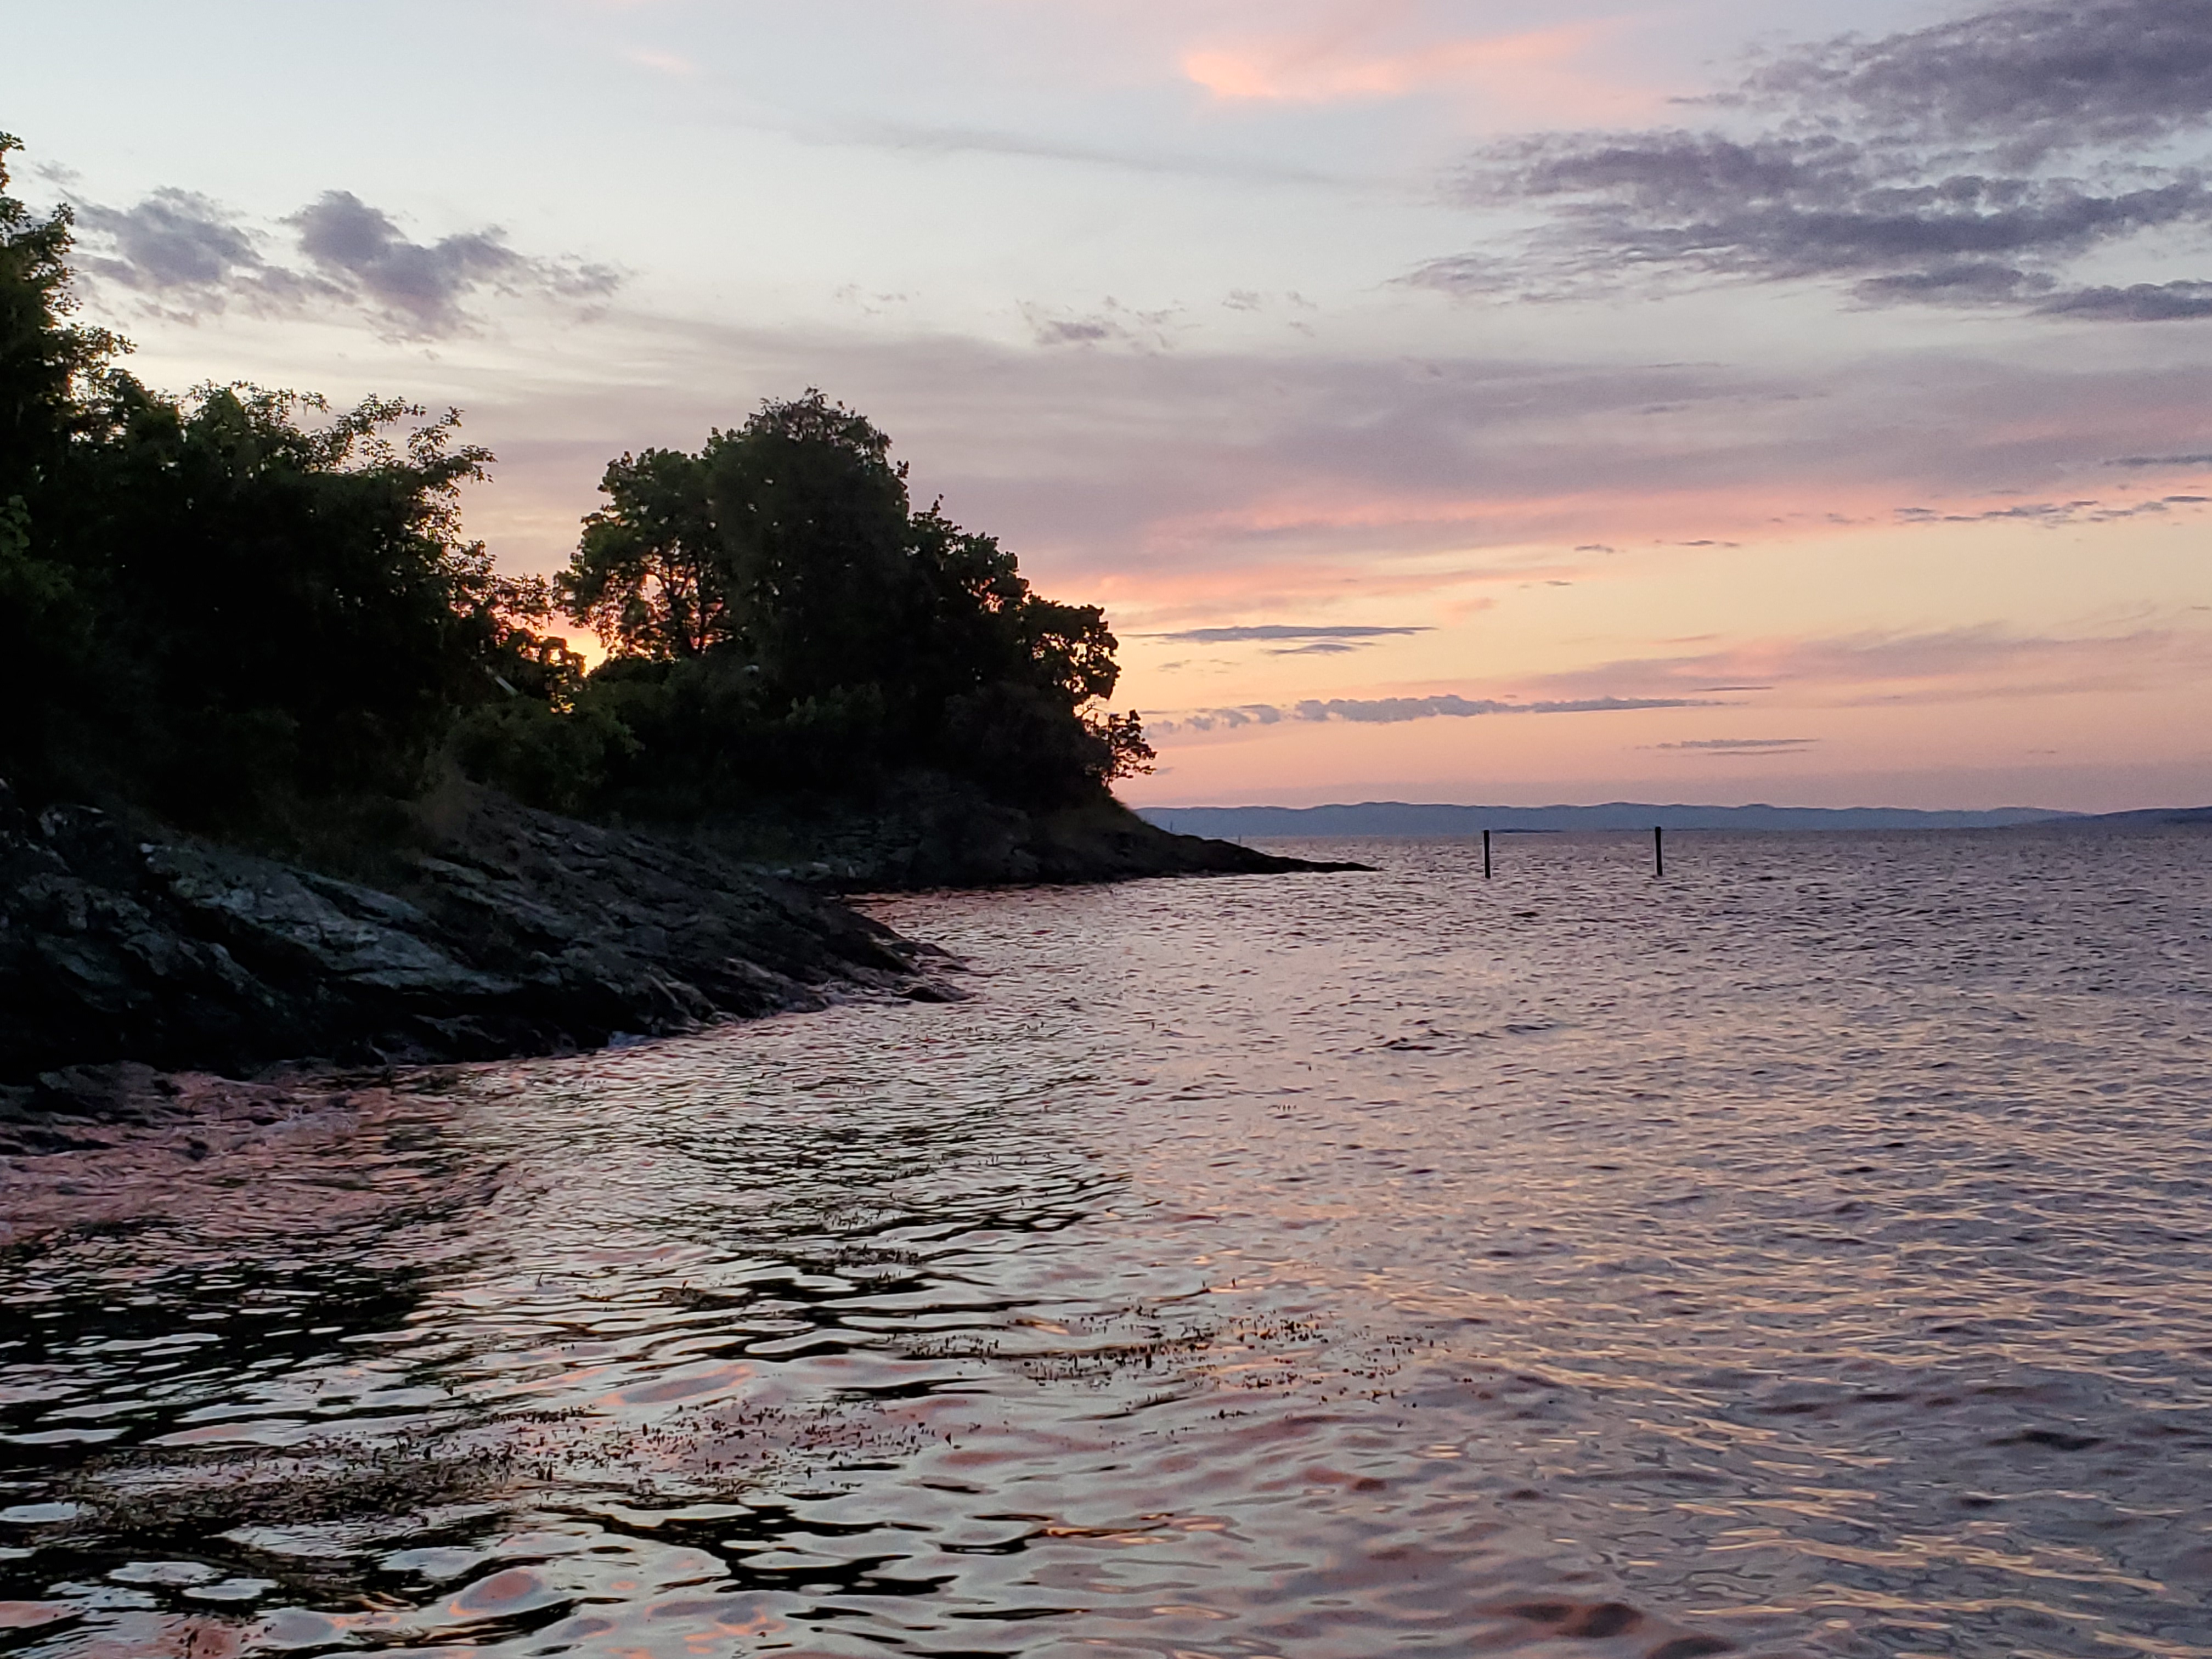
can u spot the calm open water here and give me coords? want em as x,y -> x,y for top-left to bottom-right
5,829 -> 2212,1659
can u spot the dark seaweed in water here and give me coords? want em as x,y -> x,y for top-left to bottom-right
4,827 -> 2212,1657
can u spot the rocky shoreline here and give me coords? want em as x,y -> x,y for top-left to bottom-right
0,783 -> 1356,1102
0,787 -> 946,1096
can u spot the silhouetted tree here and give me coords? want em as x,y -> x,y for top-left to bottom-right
1,134 -> 119,799
54,383 -> 504,820
0,133 -> 121,507
550,391 -> 1153,809
563,447 -> 729,658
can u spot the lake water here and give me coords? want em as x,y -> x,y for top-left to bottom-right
5,828 -> 2212,1658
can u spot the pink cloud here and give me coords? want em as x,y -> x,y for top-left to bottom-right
1132,478 -> 1900,566
1091,557 -> 1516,625
1180,15 -> 1656,120
1520,625 -> 2212,708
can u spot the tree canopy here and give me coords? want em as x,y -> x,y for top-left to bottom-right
566,446 -> 727,658
495,391 -> 1151,814
0,134 -> 119,508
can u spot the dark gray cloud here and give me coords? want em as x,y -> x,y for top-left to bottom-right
292,193 -> 525,334
1894,492 -> 2209,524
288,191 -> 617,335
1020,297 -> 1179,351
1421,0 -> 2212,320
1030,314 -> 1122,346
72,190 -> 326,314
1146,624 -> 1430,643
1165,704 -> 1284,732
2108,451 -> 2212,467
1736,0 -> 2212,163
77,189 -> 268,290
2037,280 -> 2212,319
72,185 -> 617,338
1654,737 -> 1816,753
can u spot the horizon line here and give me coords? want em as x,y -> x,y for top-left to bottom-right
1133,798 -> 2083,815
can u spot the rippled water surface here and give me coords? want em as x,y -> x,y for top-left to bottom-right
7,828 -> 2212,1658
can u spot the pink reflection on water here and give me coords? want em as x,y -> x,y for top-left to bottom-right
9,831 -> 2212,1656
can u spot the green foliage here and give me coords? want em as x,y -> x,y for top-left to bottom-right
13,379 -> 511,826
448,697 -> 636,817
69,385 -> 499,812
0,493 -> 95,791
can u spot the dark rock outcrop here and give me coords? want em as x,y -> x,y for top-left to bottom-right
677,781 -> 1370,890
0,785 -> 950,1086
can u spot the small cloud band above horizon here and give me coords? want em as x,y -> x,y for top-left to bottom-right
1654,737 -> 1818,753
1142,623 -> 1434,644
1154,692 -> 1719,734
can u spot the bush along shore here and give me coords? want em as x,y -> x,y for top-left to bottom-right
0,133 -> 1353,1092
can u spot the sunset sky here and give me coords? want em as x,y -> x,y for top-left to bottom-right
8,0 -> 2212,810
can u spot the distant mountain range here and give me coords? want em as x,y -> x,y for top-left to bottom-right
1139,801 -> 2093,836
2057,804 -> 2212,828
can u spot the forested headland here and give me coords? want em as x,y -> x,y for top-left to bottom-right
0,132 -> 1340,1086
0,133 -> 1155,860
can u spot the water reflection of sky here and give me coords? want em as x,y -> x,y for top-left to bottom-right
5,829 -> 2212,1657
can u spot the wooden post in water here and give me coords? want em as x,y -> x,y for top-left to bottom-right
1483,828 -> 1492,880
1653,824 -> 1665,878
